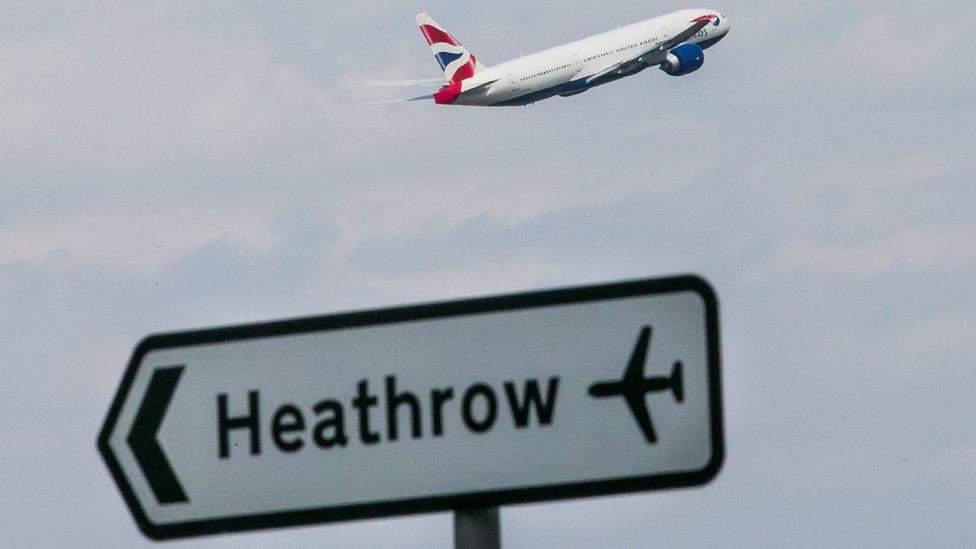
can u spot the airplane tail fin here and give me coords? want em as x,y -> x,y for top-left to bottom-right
670,361 -> 684,403
416,13 -> 487,84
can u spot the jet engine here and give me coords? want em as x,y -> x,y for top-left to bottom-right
660,43 -> 704,76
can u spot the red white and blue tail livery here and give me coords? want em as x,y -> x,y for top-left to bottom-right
417,13 -> 486,84
371,9 -> 731,106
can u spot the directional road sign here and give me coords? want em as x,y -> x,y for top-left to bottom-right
98,275 -> 723,540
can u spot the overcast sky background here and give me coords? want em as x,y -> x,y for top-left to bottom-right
2,1 -> 974,547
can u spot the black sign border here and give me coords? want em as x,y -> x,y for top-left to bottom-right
98,274 -> 724,541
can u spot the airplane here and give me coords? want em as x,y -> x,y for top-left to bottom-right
369,9 -> 731,106
588,326 -> 684,444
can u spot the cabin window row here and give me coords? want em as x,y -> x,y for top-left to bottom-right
583,39 -> 656,62
520,63 -> 573,81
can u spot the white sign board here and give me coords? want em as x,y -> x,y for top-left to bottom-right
98,276 -> 723,540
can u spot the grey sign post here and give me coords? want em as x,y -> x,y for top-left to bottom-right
98,275 -> 723,541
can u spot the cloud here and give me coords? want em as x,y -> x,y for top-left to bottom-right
352,253 -> 559,303
0,200 -> 283,274
778,225 -> 976,278
328,162 -> 633,257
1,1 -> 976,547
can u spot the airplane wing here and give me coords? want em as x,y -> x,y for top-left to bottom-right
624,326 -> 651,385
585,19 -> 712,84
364,78 -> 448,86
623,326 -> 658,443
625,387 -> 657,443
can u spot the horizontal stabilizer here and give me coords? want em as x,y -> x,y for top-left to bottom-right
364,78 -> 448,86
371,94 -> 433,105
669,361 -> 684,403
463,77 -> 501,94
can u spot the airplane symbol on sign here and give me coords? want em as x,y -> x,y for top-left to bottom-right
588,326 -> 684,444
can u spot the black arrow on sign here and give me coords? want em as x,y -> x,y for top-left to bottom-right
126,366 -> 189,505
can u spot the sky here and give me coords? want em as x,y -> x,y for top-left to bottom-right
2,0 -> 975,546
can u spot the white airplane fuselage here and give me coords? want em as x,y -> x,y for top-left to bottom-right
443,9 -> 730,106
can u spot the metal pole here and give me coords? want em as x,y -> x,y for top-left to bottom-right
454,507 -> 501,549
